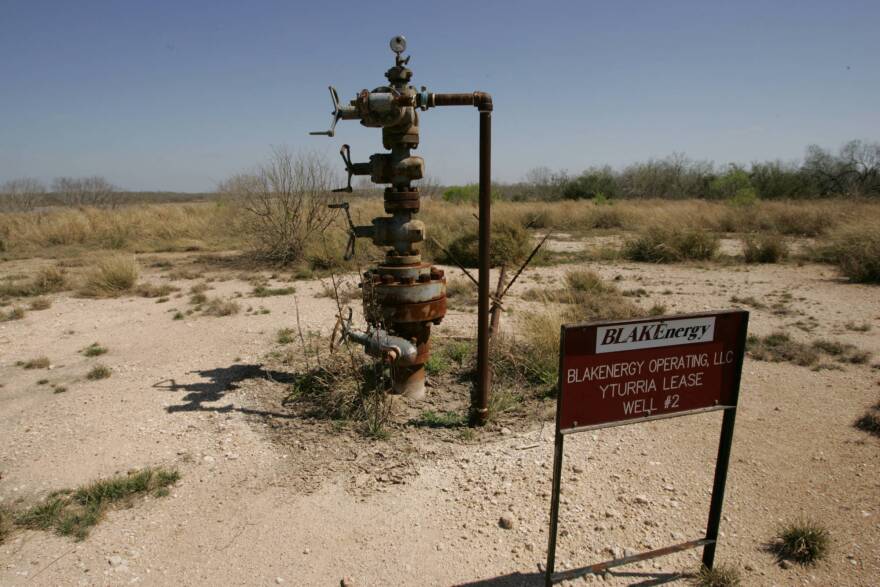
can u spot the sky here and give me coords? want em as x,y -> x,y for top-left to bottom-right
1,0 -> 878,192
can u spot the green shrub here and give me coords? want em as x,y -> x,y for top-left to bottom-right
624,226 -> 719,262
743,234 -> 788,263
442,184 -> 480,203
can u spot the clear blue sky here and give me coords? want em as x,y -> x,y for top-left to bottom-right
1,0 -> 878,192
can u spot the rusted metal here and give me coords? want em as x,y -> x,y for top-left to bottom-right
475,109 -> 492,424
311,36 -> 493,410
549,539 -> 713,584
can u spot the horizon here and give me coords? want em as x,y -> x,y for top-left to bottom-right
2,1 -> 878,191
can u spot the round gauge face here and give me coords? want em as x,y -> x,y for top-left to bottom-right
390,35 -> 407,54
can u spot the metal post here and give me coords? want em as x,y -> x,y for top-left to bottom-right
702,312 -> 749,568
545,430 -> 564,587
474,109 -> 492,425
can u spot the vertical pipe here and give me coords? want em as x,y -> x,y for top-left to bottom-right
475,110 -> 492,425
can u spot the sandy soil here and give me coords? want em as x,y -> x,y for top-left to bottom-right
1,244 -> 878,586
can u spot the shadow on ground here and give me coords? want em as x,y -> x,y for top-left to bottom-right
455,569 -> 684,586
153,363 -> 297,418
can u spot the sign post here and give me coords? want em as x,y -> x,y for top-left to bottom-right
544,310 -> 748,586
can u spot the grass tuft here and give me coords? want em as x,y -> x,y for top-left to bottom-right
2,306 -> 26,321
81,342 -> 108,357
412,410 -> 467,428
134,282 -> 177,298
855,403 -> 880,437
86,364 -> 112,380
22,356 -> 51,369
772,519 -> 830,565
28,297 -> 52,310
14,467 -> 179,540
624,226 -> 719,263
252,285 -> 296,297
742,234 -> 788,263
692,564 -> 741,587
823,223 -> 880,283
79,255 -> 139,297
203,297 -> 240,316
277,328 -> 295,344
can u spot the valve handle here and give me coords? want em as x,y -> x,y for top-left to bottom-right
328,201 -> 357,261
331,144 -> 354,193
309,86 -> 342,137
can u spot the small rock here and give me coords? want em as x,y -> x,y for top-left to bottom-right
572,465 -> 584,474
633,495 -> 649,505
499,515 -> 515,530
340,578 -> 356,587
108,556 -> 126,567
780,560 -> 791,569
275,578 -> 284,584
202,455 -> 215,464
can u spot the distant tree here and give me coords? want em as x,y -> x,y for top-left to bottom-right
52,176 -> 119,207
562,166 -> 619,200
524,166 -> 568,200
0,177 -> 46,211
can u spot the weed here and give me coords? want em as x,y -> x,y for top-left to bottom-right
444,340 -> 474,367
692,564 -> 741,587
277,328 -> 295,344
855,404 -> 880,437
53,386 -> 68,394
86,364 -> 112,380
189,282 -> 210,294
0,507 -> 12,544
772,519 -> 830,565
811,339 -> 871,364
823,222 -> 880,283
79,255 -> 139,297
2,306 -> 26,321
729,295 -> 767,310
189,292 -> 208,305
172,311 -> 184,320
134,282 -> 176,298
28,297 -> 52,310
624,226 -> 719,263
81,342 -> 108,357
0,266 -> 67,298
37,379 -> 49,385
647,303 -> 667,316
252,285 -> 296,297
14,467 -> 179,540
203,297 -> 240,316
445,278 -> 477,302
23,356 -> 50,369
412,410 -> 467,428
844,321 -> 871,332
743,234 -> 788,263
748,333 -> 819,367
425,352 -> 450,376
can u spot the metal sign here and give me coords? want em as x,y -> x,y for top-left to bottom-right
545,310 -> 748,586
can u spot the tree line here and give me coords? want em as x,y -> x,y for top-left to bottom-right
447,139 -> 880,202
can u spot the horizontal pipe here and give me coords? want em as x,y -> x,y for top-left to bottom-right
430,92 -> 493,112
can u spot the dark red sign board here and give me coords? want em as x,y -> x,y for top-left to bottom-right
558,310 -> 748,432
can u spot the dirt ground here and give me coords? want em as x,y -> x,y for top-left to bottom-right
1,239 -> 878,586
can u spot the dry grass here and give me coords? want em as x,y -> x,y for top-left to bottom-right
624,226 -> 719,262
22,356 -> 51,369
202,297 -> 240,316
28,297 -> 52,310
79,255 -> 139,297
855,402 -> 880,437
86,364 -> 112,380
1,306 -> 26,321
822,222 -> 880,283
0,265 -> 67,298
742,234 -> 788,263
693,564 -> 741,587
748,332 -> 870,367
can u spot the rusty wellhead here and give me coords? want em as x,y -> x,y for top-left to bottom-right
310,35 -> 447,400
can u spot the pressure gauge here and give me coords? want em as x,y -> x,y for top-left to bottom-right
390,35 -> 407,54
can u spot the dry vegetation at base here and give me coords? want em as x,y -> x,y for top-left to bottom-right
747,332 -> 870,368
10,467 -> 179,541
693,564 -> 742,587
78,254 -> 139,297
